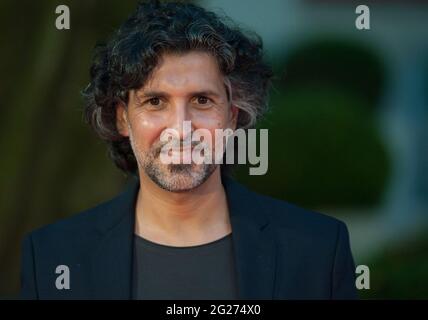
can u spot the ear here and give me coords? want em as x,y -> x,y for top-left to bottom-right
116,103 -> 129,137
229,104 -> 239,130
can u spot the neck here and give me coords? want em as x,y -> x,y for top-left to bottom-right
134,167 -> 232,246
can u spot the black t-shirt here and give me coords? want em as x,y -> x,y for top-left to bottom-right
132,232 -> 239,300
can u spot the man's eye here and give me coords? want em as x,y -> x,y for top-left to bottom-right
148,97 -> 161,106
197,96 -> 208,104
193,96 -> 211,106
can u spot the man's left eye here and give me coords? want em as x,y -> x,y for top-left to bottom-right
196,96 -> 209,104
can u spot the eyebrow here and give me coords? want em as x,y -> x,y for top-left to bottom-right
137,90 -> 223,100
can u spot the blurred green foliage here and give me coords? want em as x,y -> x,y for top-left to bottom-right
235,86 -> 391,209
359,229 -> 428,299
278,38 -> 387,108
236,38 -> 390,209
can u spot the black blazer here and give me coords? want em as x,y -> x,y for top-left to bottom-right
20,177 -> 358,299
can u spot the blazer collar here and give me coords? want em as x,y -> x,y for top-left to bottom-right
90,176 -> 277,299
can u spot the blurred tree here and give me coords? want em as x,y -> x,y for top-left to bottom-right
234,37 -> 391,209
277,38 -> 387,108
235,86 -> 391,209
359,229 -> 428,299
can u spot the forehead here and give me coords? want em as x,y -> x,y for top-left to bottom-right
143,51 -> 225,92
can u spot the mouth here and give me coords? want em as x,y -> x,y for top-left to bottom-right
171,146 -> 192,152
159,146 -> 193,157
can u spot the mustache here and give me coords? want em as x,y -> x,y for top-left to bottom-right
153,140 -> 204,157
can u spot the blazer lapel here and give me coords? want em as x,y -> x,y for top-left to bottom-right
223,178 -> 277,300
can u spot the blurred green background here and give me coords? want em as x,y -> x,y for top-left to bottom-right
1,0 -> 427,299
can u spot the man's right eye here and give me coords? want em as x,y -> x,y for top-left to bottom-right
148,97 -> 160,106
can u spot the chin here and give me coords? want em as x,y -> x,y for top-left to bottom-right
146,162 -> 217,193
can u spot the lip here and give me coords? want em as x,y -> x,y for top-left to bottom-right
161,146 -> 193,154
170,145 -> 192,151
170,148 -> 192,153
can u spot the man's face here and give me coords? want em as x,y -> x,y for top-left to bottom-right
116,51 -> 238,192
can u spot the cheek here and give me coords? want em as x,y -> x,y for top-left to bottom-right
129,113 -> 166,149
191,109 -> 229,131
191,111 -> 230,149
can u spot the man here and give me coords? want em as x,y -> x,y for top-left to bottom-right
20,1 -> 357,299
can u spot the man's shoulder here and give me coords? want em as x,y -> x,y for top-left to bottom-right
27,197 -> 113,244
241,186 -> 351,258
28,180 -> 137,244
236,181 -> 347,238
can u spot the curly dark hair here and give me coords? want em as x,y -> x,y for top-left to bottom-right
82,0 -> 273,176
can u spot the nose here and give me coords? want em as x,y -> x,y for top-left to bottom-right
168,102 -> 194,141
